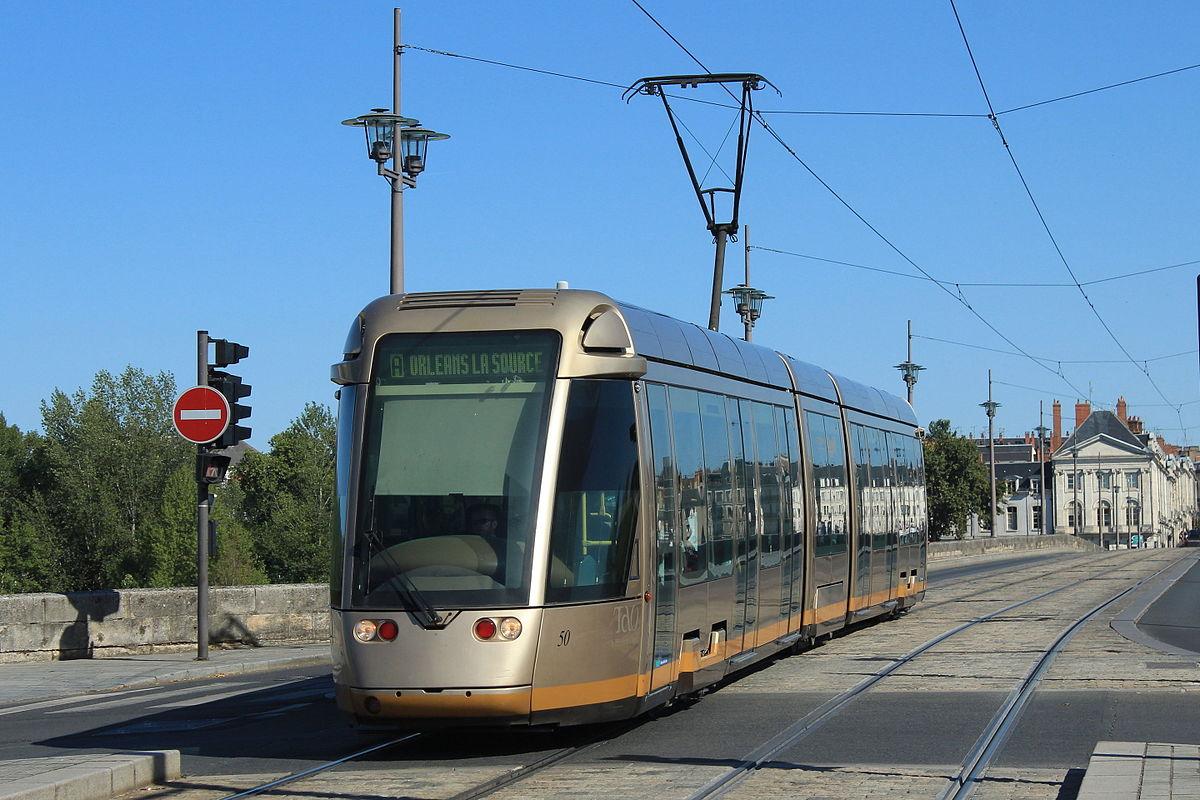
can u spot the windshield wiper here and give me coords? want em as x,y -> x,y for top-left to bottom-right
360,526 -> 448,630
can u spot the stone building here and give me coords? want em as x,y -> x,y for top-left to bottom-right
971,434 -> 1051,537
1050,399 -> 1197,547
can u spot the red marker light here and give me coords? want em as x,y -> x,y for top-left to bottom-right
378,620 -> 399,641
474,618 -> 497,640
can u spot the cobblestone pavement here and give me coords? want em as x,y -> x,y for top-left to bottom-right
118,550 -> 1198,800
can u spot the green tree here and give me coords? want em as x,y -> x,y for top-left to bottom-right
38,367 -> 191,589
209,477 -> 268,586
238,402 -> 335,583
0,415 -> 58,593
923,419 -> 990,539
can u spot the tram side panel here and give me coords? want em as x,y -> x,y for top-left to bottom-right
529,379 -> 647,724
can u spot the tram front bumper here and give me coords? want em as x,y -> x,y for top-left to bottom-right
337,683 -> 532,722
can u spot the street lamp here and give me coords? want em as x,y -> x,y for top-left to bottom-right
342,108 -> 450,296
724,284 -> 772,342
895,320 -> 924,406
980,369 -> 1000,537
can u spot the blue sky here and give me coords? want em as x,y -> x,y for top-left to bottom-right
2,2 -> 1198,447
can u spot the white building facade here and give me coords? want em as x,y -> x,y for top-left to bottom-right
1051,408 -> 1196,547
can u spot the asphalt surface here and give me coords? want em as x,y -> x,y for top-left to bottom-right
0,549 -> 1152,786
1134,556 -> 1200,654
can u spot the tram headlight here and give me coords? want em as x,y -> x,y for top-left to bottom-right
353,619 -> 378,642
498,617 -> 523,641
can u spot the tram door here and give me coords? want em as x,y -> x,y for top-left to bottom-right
726,397 -> 749,656
646,385 -> 678,692
736,399 -> 760,649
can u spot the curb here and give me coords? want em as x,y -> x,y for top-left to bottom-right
0,751 -> 180,800
105,653 -> 331,694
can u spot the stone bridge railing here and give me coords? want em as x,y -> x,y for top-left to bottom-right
1,534 -> 1102,663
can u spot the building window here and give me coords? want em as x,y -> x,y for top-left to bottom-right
1006,507 -> 1018,531
1066,472 -> 1075,490
1067,501 -> 1081,530
1033,506 -> 1042,531
1126,503 -> 1141,529
1099,472 -> 1112,490
1126,472 -> 1140,490
1031,479 -> 1040,492
1100,500 -> 1112,529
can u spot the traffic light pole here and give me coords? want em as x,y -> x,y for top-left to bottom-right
196,330 -> 210,661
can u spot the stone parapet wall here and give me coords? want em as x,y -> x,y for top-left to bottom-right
0,584 -> 327,663
928,533 -> 1100,561
1,534 -> 1103,662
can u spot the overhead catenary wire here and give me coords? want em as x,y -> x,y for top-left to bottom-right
914,334 -> 1199,368
402,26 -> 1194,433
948,0 -> 1177,410
627,0 -> 1089,400
751,246 -> 1200,289
403,45 -> 1200,121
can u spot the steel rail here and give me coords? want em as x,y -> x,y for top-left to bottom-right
219,733 -> 420,800
938,554 -> 1187,800
684,551 -> 1155,800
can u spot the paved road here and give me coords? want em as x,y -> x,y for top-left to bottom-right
6,548 -> 1191,800
1134,555 -> 1200,654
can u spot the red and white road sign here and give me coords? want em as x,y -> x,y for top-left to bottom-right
172,386 -> 230,444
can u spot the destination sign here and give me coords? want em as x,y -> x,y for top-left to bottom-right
376,332 -> 558,385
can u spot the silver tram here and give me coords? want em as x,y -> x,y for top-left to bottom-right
329,288 -> 928,728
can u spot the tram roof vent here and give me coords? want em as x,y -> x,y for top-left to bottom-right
396,290 -> 559,310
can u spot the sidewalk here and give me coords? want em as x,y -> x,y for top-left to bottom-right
0,644 -> 328,800
0,643 -> 330,708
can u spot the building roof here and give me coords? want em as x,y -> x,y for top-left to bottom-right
1055,409 -> 1145,455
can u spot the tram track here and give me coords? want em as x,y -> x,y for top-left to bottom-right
682,550 -> 1184,799
213,550 -> 1152,800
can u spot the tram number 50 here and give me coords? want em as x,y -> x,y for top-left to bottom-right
557,630 -> 571,647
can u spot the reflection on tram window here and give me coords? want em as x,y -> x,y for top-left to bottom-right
807,411 -> 849,558
699,392 -> 734,579
753,402 -> 783,565
545,380 -> 640,604
670,387 -> 708,585
351,331 -> 558,609
332,384 -> 358,605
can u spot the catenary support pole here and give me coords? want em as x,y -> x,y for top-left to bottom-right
743,224 -> 752,342
1039,400 -> 1047,535
988,370 -> 997,537
196,330 -> 209,661
708,226 -> 728,331
390,8 -> 404,295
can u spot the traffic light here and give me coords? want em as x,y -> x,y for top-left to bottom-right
196,452 -> 232,484
206,338 -> 251,449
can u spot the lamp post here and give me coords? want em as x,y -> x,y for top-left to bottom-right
980,370 -> 1000,537
342,10 -> 450,295
895,320 -> 925,407
724,224 -> 773,341
1035,408 -> 1049,535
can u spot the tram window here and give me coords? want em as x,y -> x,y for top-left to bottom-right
670,387 -> 709,585
351,331 -> 558,609
545,380 -> 641,604
699,392 -> 734,579
332,384 -> 358,605
753,403 -> 783,564
868,427 -> 889,555
806,411 -> 847,557
782,407 -> 804,548
647,385 -> 678,560
851,424 -> 872,590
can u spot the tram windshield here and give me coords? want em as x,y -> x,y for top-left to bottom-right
351,330 -> 559,609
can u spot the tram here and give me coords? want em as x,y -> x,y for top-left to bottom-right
329,288 -> 927,728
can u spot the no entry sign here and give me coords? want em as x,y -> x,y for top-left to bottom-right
172,386 -> 230,444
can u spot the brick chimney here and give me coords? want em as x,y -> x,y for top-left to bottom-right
1116,396 -> 1128,423
1075,401 -> 1091,430
1128,415 -> 1144,434
1051,400 -> 1062,452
